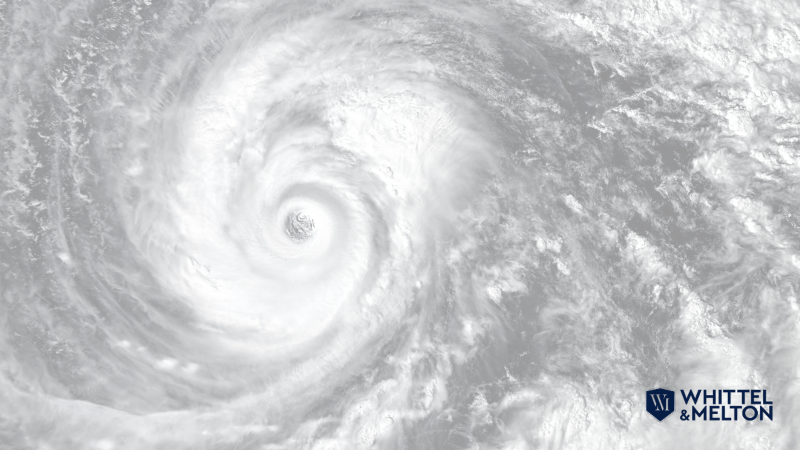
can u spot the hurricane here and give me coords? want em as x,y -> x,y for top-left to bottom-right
2,0 -> 800,448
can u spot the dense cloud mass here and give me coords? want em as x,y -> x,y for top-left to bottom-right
2,0 -> 800,448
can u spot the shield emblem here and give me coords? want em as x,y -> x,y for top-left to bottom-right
646,388 -> 675,421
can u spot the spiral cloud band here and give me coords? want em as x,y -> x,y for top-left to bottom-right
2,0 -> 800,448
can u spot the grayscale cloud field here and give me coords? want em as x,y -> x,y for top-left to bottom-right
1,0 -> 799,448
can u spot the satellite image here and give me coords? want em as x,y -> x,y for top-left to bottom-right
1,0 -> 799,448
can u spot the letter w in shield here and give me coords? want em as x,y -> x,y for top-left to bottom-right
646,388 -> 675,421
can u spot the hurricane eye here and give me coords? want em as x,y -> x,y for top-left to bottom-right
285,210 -> 316,241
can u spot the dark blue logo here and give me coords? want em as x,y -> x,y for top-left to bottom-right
646,388 -> 675,421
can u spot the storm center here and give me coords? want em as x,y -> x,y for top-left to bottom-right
285,210 -> 316,241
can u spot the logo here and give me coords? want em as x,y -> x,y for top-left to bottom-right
645,388 -> 774,422
679,389 -> 773,421
646,388 -> 675,421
